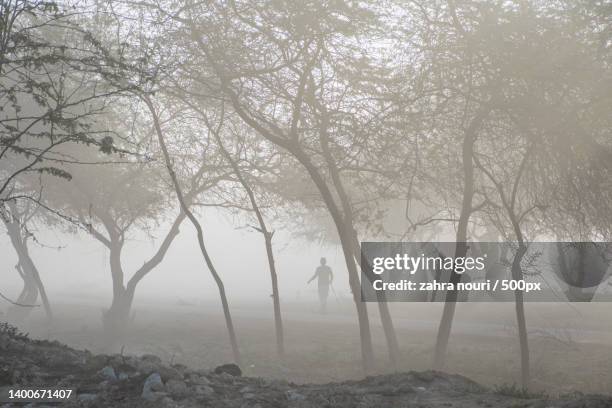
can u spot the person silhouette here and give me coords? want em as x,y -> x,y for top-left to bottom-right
307,257 -> 334,313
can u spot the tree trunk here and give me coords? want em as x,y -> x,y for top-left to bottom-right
474,136 -> 532,388
323,147 -> 400,368
433,241 -> 469,369
172,180 -> 242,366
317,113 -> 396,369
101,240 -> 132,347
15,265 -> 38,305
93,208 -> 186,348
221,87 -> 375,372
7,262 -> 38,322
4,214 -> 53,322
432,111 -> 483,369
299,158 -> 376,373
146,96 -> 242,366
352,232 -> 400,369
213,133 -> 285,357
102,286 -> 135,346
374,294 -> 400,368
511,244 -> 530,388
22,248 -> 52,320
264,232 -> 285,357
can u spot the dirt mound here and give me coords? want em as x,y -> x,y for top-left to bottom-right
1,323 -> 610,407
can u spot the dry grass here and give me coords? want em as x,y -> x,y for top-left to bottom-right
8,299 -> 612,396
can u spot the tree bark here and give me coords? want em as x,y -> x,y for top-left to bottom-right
7,261 -> 38,322
264,231 -> 284,357
101,240 -> 131,343
14,263 -> 38,306
24,249 -> 52,320
102,285 -> 135,343
3,210 -> 53,322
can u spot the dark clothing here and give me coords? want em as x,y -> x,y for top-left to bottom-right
310,265 -> 333,313
314,265 -> 333,289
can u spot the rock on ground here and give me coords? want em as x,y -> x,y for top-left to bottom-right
1,323 -> 611,408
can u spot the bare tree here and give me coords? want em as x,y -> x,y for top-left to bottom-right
474,136 -> 540,388
160,0 -> 410,372
0,200 -> 52,321
143,94 -> 243,366
208,111 -> 286,358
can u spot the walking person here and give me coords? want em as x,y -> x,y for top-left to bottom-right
307,257 -> 334,313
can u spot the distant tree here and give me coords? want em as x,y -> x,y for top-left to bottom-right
37,97 -> 228,343
0,199 -> 52,321
164,0 -> 406,372
400,0 -> 612,379
143,93 -> 243,366
395,0 -> 496,370
206,107 -> 286,358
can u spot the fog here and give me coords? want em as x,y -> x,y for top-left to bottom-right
0,208 -> 350,306
1,0 -> 612,400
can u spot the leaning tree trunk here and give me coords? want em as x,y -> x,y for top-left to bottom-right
160,151 -> 242,366
15,268 -> 38,305
4,215 -> 53,322
324,155 -> 400,368
7,262 -> 39,322
433,241 -> 469,369
263,231 -> 284,357
339,232 -> 376,373
317,113 -> 399,369
298,156 -> 376,373
22,248 -> 52,321
221,86 -> 375,372
350,229 -> 401,369
214,134 -> 285,357
146,96 -> 242,366
432,112 -> 482,370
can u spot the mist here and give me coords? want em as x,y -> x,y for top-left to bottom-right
1,0 -> 612,406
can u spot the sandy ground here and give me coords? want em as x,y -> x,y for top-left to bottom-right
5,297 -> 612,396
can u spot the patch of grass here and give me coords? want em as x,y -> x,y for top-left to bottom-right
495,383 -> 547,399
